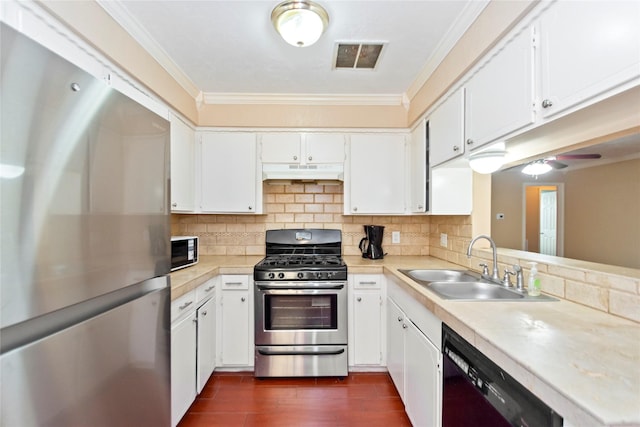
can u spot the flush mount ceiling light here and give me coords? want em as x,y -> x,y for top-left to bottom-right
271,1 -> 329,47
522,160 -> 553,176
468,151 -> 506,174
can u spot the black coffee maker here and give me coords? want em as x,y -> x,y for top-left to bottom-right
359,225 -> 386,259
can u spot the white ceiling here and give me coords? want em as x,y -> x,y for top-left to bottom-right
99,0 -> 488,103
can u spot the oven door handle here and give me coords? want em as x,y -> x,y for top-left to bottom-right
257,348 -> 345,356
256,283 -> 345,290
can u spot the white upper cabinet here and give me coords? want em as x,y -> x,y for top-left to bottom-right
409,120 -> 427,213
346,134 -> 406,215
260,133 -> 301,163
429,88 -> 465,167
199,132 -> 261,214
304,133 -> 346,163
538,1 -> 640,118
429,166 -> 472,215
260,133 -> 345,164
465,26 -> 535,150
170,114 -> 195,212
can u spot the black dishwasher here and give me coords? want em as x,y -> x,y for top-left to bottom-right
442,324 -> 563,427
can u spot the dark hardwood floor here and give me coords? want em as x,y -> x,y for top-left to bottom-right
178,372 -> 412,427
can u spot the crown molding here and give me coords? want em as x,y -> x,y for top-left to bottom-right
405,0 -> 490,101
96,0 -> 202,99
203,92 -> 406,107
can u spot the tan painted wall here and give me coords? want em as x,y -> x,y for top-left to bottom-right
197,103 -> 408,128
564,159 -> 640,269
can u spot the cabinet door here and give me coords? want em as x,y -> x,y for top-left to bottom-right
260,133 -> 301,163
429,167 -> 472,215
405,321 -> 441,427
539,1 -> 640,118
170,114 -> 195,212
409,121 -> 427,213
429,88 -> 465,167
305,133 -> 345,164
465,26 -> 534,149
171,312 -> 197,427
347,134 -> 406,214
386,298 -> 406,401
196,296 -> 216,393
352,290 -> 382,366
200,132 -> 258,213
220,290 -> 251,366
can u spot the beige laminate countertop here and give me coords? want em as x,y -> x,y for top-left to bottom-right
170,255 -> 640,427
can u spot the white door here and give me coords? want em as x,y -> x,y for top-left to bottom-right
386,298 -> 406,401
196,296 -> 216,393
539,189 -> 557,256
220,290 -> 250,366
352,290 -> 382,365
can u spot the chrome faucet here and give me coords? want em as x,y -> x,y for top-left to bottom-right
466,234 -> 500,282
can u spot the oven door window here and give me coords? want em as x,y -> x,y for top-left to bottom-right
264,294 -> 337,330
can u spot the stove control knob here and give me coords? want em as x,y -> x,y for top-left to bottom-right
268,272 -> 275,279
278,272 -> 285,279
297,272 -> 304,279
315,272 -> 323,279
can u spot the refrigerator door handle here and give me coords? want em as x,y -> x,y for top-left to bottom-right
0,275 -> 170,355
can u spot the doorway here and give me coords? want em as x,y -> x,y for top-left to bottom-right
522,184 -> 564,256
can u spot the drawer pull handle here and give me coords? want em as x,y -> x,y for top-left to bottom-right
179,301 -> 193,310
205,286 -> 215,292
225,282 -> 244,286
358,281 -> 377,285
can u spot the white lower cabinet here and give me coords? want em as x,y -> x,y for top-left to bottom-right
348,274 -> 385,367
196,295 -> 216,393
386,275 -> 442,427
171,291 -> 197,427
218,275 -> 254,367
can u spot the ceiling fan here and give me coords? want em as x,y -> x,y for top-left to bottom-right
521,153 -> 602,176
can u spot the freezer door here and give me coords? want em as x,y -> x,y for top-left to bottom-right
0,23 -> 170,329
0,286 -> 171,427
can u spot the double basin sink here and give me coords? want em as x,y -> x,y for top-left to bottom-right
398,269 -> 557,301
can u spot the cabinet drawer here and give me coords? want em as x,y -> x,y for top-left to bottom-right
171,289 -> 197,323
352,274 -> 383,289
196,279 -> 216,303
221,275 -> 249,290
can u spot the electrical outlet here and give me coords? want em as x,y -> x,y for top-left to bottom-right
392,231 -> 400,244
440,233 -> 448,247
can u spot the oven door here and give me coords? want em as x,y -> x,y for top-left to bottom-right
254,282 -> 347,346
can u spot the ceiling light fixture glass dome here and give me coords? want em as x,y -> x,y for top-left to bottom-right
468,151 -> 506,174
271,1 -> 329,47
522,160 -> 553,176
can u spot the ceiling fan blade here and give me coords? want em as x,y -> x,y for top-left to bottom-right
546,159 -> 568,169
555,153 -> 602,160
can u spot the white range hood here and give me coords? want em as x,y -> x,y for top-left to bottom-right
262,163 -> 344,183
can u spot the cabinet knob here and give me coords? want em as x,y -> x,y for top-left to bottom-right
453,145 -> 460,152
293,155 -> 298,161
402,324 -> 408,329
308,156 -> 313,161
241,297 -> 246,302
397,316 -> 403,322
353,207 -> 358,212
541,99 -> 553,108
201,311 -> 207,316
466,139 -> 474,145
248,206 -> 253,211
357,297 -> 362,302
417,205 -> 424,210
171,202 -> 177,207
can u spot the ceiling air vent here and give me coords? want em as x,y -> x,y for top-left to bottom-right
334,43 -> 385,70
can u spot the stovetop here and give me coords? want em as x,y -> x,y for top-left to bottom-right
254,229 -> 347,282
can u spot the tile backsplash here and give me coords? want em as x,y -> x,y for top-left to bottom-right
171,183 -> 431,256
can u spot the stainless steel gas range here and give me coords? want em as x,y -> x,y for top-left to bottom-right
254,229 -> 348,378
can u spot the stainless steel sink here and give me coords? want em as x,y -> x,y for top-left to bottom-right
398,269 -> 558,301
399,269 -> 479,283
427,281 -> 525,300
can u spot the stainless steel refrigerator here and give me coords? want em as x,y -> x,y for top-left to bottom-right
1,23 -> 171,426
